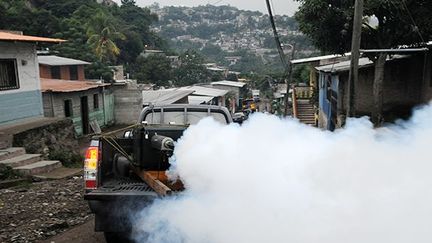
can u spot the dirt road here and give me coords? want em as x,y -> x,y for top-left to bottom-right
39,217 -> 104,243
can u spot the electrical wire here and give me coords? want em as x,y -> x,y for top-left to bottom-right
265,0 -> 288,70
398,0 -> 425,43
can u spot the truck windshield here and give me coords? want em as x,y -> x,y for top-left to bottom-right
144,111 -> 228,125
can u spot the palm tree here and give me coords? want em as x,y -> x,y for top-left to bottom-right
86,12 -> 125,62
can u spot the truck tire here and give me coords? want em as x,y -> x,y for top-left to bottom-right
104,232 -> 133,243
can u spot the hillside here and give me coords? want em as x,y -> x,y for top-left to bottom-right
149,4 -> 317,64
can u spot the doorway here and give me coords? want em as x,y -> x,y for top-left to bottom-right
80,96 -> 89,135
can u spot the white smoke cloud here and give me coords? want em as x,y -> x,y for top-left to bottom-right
132,103 -> 432,243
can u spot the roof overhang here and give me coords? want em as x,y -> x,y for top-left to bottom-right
0,32 -> 65,43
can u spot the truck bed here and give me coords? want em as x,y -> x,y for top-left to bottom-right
85,170 -> 184,200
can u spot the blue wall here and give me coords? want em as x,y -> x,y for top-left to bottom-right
319,73 -> 339,130
0,90 -> 43,124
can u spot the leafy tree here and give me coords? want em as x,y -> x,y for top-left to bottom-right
292,64 -> 310,84
173,50 -> 211,86
132,54 -> 172,87
295,0 -> 432,122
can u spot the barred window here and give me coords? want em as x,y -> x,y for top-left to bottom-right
0,59 -> 19,91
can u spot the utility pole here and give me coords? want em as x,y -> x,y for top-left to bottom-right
284,45 -> 295,116
346,0 -> 364,118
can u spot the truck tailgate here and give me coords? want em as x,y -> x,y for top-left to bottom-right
84,177 -> 159,200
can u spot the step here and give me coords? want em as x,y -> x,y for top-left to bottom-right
14,160 -> 62,176
300,120 -> 316,125
297,114 -> 315,117
0,132 -> 12,149
0,147 -> 26,161
0,154 -> 42,168
33,167 -> 83,180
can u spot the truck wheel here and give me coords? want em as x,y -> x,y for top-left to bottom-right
104,232 -> 133,243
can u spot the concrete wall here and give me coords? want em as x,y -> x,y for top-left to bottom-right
0,42 -> 43,124
113,82 -> 143,125
42,87 -> 111,136
324,55 -> 427,125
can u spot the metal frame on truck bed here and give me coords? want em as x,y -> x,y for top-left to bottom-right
83,104 -> 232,242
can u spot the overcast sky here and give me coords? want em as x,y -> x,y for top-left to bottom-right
114,0 -> 300,16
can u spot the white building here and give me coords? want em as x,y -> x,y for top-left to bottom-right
0,31 -> 64,124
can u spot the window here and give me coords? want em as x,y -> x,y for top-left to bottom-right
70,66 -> 78,80
51,66 -> 61,79
144,110 -> 228,125
93,94 -> 99,109
0,59 -> 19,91
64,100 -> 73,117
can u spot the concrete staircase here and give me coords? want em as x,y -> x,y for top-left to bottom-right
0,147 -> 62,176
296,100 -> 316,126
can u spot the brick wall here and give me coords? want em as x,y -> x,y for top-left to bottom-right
77,65 -> 85,80
39,65 -> 51,79
60,66 -> 70,80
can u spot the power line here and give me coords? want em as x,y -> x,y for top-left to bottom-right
398,0 -> 425,43
265,0 -> 288,69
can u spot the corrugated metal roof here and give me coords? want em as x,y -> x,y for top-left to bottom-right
188,95 -> 214,105
142,89 -> 194,106
315,55 -> 410,73
41,78 -> 109,92
180,86 -> 229,97
0,31 -> 65,43
38,55 -> 91,66
291,53 -> 351,64
315,58 -> 373,73
211,80 -> 246,88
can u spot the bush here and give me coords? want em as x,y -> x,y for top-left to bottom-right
48,149 -> 83,168
0,164 -> 22,180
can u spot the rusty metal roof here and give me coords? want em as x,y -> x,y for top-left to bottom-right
41,79 -> 109,93
0,31 -> 65,43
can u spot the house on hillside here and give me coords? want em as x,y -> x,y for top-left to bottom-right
41,79 -> 112,136
0,31 -> 64,125
38,55 -> 90,81
316,52 -> 432,130
180,86 -> 229,106
210,80 -> 247,107
37,55 -> 114,135
291,53 -> 351,90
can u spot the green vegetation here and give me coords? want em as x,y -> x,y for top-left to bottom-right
48,149 -> 83,168
173,50 -> 212,86
0,1 -> 317,89
295,0 -> 432,121
0,0 -> 162,81
0,164 -> 22,180
131,54 -> 172,86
